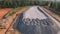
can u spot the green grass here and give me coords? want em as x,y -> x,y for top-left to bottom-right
8,7 -> 22,16
8,6 -> 30,16
8,11 -> 16,16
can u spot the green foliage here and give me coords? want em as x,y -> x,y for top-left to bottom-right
8,11 -> 16,16
0,0 -> 60,11
0,0 -> 49,8
8,7 -> 23,16
49,1 -> 60,11
8,6 -> 30,16
47,1 -> 60,15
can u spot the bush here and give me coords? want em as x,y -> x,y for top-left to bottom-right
48,1 -> 60,15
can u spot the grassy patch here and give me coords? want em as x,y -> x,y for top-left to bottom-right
8,7 -> 22,16
8,6 -> 30,16
8,11 -> 16,16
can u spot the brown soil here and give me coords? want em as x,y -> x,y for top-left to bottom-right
0,8 -> 12,20
0,8 -> 28,34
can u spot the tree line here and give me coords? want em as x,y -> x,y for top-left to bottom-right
0,0 -> 49,8
0,0 -> 60,11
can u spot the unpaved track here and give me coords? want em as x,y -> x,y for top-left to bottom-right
14,6 -> 60,34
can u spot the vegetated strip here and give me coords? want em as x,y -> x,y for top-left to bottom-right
8,6 -> 30,16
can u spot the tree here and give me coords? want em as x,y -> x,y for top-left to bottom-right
55,0 -> 57,9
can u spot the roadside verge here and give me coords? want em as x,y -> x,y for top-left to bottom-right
42,7 -> 60,22
0,7 -> 29,34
